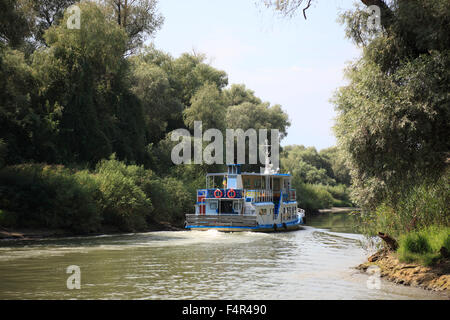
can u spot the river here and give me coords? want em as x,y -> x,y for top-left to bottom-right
0,212 -> 446,299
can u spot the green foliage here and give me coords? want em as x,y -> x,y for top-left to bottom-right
294,183 -> 333,212
282,145 -> 334,184
94,157 -> 152,231
326,184 -> 353,207
0,164 -> 101,233
172,52 -> 228,107
223,84 -> 262,106
397,226 -> 450,266
280,144 -> 353,211
334,1 -> 450,211
102,0 -> 164,53
359,169 -> 449,237
0,0 -> 347,233
319,146 -> 351,185
0,158 -> 196,233
226,101 -> 290,139
184,82 -> 226,131
0,0 -> 31,47
144,176 -> 192,225
28,0 -> 77,48
130,49 -> 183,142
0,139 -> 6,168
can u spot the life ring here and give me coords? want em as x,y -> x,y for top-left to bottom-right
214,189 -> 223,198
227,189 -> 236,198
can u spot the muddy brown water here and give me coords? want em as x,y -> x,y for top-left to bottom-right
0,212 -> 446,299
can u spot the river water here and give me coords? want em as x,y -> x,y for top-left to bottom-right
0,212 -> 446,300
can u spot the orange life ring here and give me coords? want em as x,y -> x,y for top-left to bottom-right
227,189 -> 236,198
214,189 -> 223,198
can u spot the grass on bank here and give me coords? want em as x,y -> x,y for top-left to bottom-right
397,226 -> 450,266
358,169 -> 449,266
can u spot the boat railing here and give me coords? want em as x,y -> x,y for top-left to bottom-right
244,189 -> 273,203
288,189 -> 296,201
205,189 -> 243,199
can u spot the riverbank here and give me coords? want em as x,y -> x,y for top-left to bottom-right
0,222 -> 183,240
357,249 -> 450,294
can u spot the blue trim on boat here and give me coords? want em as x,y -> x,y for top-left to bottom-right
186,218 -> 304,231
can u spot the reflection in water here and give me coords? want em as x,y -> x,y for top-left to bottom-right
306,210 -> 362,234
0,214 -> 446,300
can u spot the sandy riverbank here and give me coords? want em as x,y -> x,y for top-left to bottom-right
357,249 -> 450,295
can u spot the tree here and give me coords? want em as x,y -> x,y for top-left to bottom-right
320,146 -> 351,185
33,2 -> 149,164
0,0 -> 31,47
333,0 -> 450,210
223,84 -> 262,106
263,0 -> 393,21
129,46 -> 184,143
183,82 -> 226,131
281,145 -> 336,185
28,0 -> 76,47
172,52 -> 228,107
101,0 -> 164,53
226,101 -> 290,139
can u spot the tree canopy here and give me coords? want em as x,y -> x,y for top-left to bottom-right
333,0 -> 449,210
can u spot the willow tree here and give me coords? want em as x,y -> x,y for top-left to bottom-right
263,0 -> 393,21
333,0 -> 450,210
265,0 -> 450,211
101,0 -> 164,53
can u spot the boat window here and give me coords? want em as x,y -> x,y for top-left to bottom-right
210,201 -> 218,210
228,175 -> 237,189
273,178 -> 280,191
233,202 -> 240,211
244,178 -> 251,188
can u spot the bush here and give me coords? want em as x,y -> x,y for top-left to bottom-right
326,184 -> 353,207
295,183 -> 334,211
0,139 -> 6,168
403,234 -> 431,254
0,164 -> 101,233
95,158 -> 152,231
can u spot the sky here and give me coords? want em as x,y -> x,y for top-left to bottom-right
152,0 -> 362,150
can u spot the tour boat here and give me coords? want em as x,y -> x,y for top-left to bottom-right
185,149 -> 305,232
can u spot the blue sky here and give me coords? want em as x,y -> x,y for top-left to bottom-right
153,0 -> 361,151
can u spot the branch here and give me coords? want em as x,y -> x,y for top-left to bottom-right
302,0 -> 312,19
